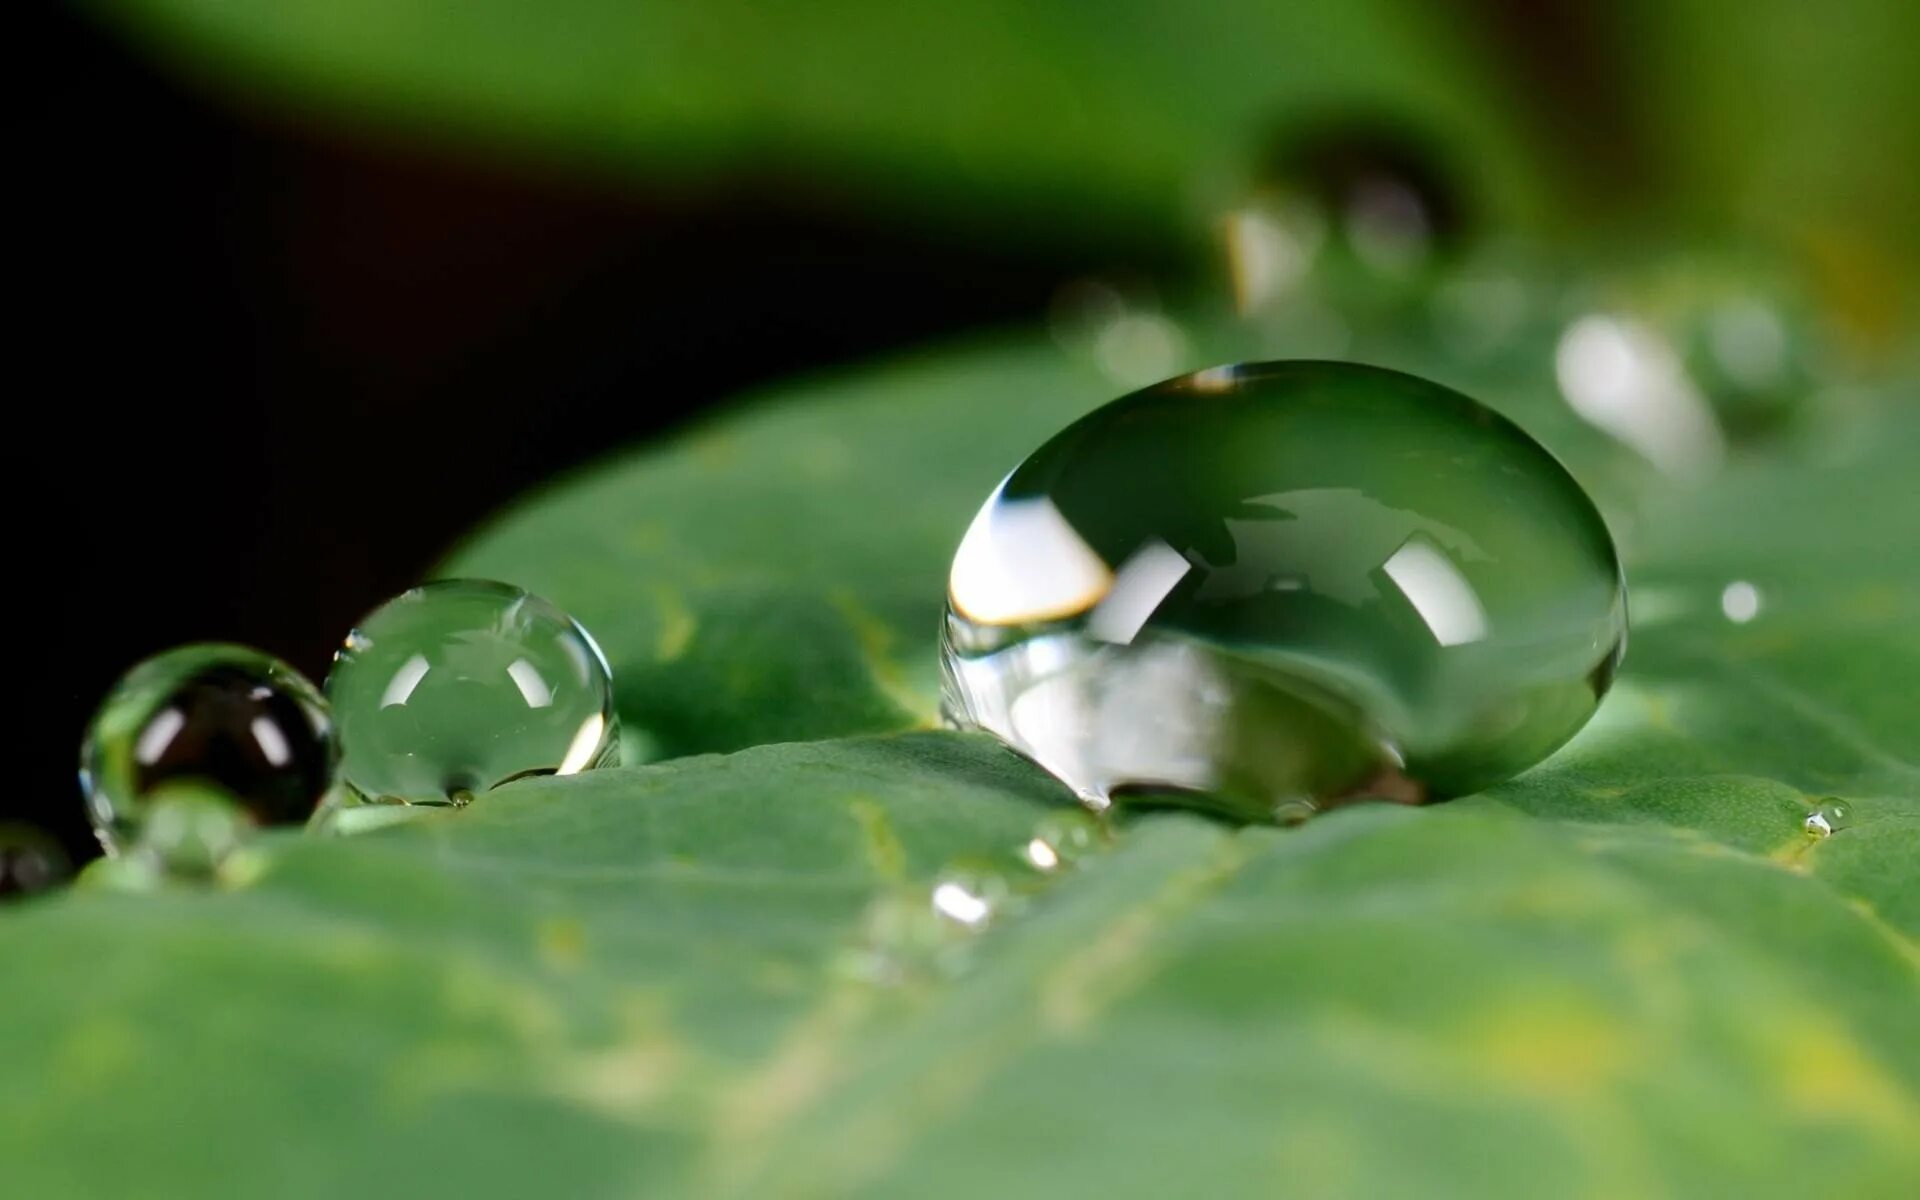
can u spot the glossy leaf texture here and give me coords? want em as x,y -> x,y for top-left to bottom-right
6,316 -> 1918,1195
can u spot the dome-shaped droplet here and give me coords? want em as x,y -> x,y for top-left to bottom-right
1804,799 -> 1853,838
327,579 -> 617,807
942,361 -> 1626,822
80,644 -> 335,856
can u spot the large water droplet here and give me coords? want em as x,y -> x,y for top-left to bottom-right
1804,799 -> 1853,838
80,643 -> 334,857
327,580 -> 618,807
942,361 -> 1626,822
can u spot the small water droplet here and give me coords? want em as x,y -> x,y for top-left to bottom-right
930,860 -> 1015,930
327,580 -> 618,808
1720,581 -> 1762,624
840,860 -> 1026,986
942,361 -> 1626,823
1271,798 -> 1318,826
1804,799 -> 1854,838
80,644 -> 334,858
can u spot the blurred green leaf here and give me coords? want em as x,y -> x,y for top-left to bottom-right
5,319 -> 1917,1195
1624,0 -> 1920,320
83,0 -> 1553,246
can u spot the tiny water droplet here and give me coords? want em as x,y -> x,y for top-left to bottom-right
842,894 -> 962,987
942,361 -> 1626,824
80,644 -> 334,858
930,860 -> 1016,930
327,580 -> 618,808
841,860 -> 1025,986
1804,799 -> 1853,838
1720,581 -> 1762,624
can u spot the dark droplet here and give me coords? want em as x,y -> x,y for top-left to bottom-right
131,665 -> 333,825
81,644 -> 335,856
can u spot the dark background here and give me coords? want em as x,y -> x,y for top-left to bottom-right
32,8 -> 1183,864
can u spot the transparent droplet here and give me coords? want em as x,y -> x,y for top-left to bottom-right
327,579 -> 618,807
1245,120 -> 1463,290
942,361 -> 1627,822
1804,799 -> 1853,838
841,891 -> 964,987
1021,810 -> 1107,873
0,823 -> 71,900
80,643 -> 334,857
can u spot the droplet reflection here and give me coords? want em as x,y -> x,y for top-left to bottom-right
943,361 -> 1627,821
1804,799 -> 1853,838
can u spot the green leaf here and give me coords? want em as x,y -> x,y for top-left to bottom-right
7,327 -> 1917,1194
82,0 -> 1553,245
1625,0 -> 1920,287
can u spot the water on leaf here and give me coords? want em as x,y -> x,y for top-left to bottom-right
79,643 -> 334,857
942,361 -> 1626,823
327,579 -> 618,807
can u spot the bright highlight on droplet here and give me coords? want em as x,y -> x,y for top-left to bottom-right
506,659 -> 555,709
931,880 -> 993,929
1089,540 -> 1193,646
133,707 -> 186,767
1382,537 -> 1488,647
249,716 -> 292,768
1023,836 -> 1061,871
556,713 -> 608,776
949,487 -> 1113,626
379,653 -> 431,709
1720,581 -> 1761,624
1804,799 -> 1852,838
